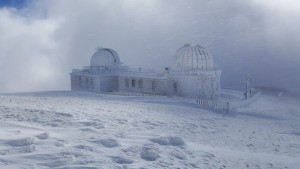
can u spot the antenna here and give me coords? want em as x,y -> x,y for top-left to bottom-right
245,73 -> 254,99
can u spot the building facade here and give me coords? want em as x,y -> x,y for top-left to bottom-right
70,44 -> 221,100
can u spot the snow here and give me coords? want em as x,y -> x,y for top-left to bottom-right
0,90 -> 299,168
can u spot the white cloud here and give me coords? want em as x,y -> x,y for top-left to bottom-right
253,0 -> 300,14
0,7 -> 62,92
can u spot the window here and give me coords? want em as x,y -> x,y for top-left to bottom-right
125,78 -> 129,88
132,79 -> 136,88
152,81 -> 156,91
90,78 -> 94,89
138,79 -> 143,89
85,77 -> 89,89
165,67 -> 169,73
78,76 -> 82,87
173,82 -> 177,93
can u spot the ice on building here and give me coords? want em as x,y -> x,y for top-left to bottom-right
70,44 -> 221,100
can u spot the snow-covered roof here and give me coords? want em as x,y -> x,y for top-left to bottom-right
90,47 -> 121,67
173,43 -> 214,70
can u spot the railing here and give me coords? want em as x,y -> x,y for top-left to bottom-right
170,69 -> 218,76
104,92 -> 230,112
192,99 -> 230,113
104,92 -> 166,97
127,68 -> 155,73
71,69 -> 83,73
101,90 -> 261,114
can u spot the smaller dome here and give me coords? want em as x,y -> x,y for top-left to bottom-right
90,47 -> 120,67
173,43 -> 214,70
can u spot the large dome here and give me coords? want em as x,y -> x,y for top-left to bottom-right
173,43 -> 214,70
90,47 -> 120,67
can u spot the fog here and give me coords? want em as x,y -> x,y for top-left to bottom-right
0,0 -> 299,93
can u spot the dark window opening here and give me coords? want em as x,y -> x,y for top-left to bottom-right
132,79 -> 136,87
90,78 -> 94,89
85,77 -> 89,89
138,79 -> 143,89
125,79 -> 129,88
79,76 -> 82,87
173,82 -> 177,93
152,81 -> 156,91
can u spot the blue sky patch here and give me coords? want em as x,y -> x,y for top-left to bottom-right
0,0 -> 30,9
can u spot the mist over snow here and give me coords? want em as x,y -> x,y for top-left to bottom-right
0,0 -> 300,93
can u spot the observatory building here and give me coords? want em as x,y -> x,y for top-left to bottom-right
70,44 -> 221,100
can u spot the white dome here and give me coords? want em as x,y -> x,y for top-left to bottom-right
90,47 -> 120,67
173,43 -> 214,70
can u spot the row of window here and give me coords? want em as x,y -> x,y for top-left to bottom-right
78,76 -> 94,89
125,78 -> 156,91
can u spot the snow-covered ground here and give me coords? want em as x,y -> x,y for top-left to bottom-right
0,90 -> 299,169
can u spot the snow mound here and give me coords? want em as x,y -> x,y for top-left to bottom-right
150,136 -> 185,146
170,151 -> 186,160
55,112 -> 73,117
73,144 -> 95,152
39,159 -> 73,168
56,166 -> 98,169
140,145 -> 160,161
6,137 -> 35,147
78,121 -> 105,129
91,139 -> 119,148
35,132 -> 50,140
110,156 -> 134,164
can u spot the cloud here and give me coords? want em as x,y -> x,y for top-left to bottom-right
0,0 -> 299,93
0,7 -> 62,92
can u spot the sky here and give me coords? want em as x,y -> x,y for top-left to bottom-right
0,0 -> 29,9
0,0 -> 299,93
